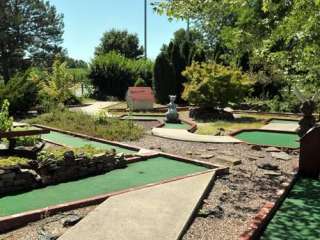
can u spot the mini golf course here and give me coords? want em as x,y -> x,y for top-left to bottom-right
261,177 -> 320,240
163,122 -> 190,130
42,131 -> 136,154
233,130 -> 299,148
0,156 -> 208,217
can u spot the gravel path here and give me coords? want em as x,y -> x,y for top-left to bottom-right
125,135 -> 298,240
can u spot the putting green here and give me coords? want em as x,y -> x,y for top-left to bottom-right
270,119 -> 299,124
42,131 -> 136,154
234,131 -> 299,148
262,178 -> 320,240
0,157 -> 207,217
163,122 -> 190,130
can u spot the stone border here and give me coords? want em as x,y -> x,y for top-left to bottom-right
229,128 -> 300,149
239,174 -> 298,240
0,169 -> 218,234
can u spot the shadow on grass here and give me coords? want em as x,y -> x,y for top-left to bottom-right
262,178 -> 320,240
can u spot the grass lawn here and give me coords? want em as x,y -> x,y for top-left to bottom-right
26,109 -> 144,141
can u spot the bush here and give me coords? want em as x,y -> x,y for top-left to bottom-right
89,52 -> 153,100
0,100 -> 13,132
134,78 -> 146,87
0,70 -> 39,114
153,53 -> 176,104
182,62 -> 252,108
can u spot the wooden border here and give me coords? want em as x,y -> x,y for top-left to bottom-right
32,124 -> 141,152
0,169 -> 218,234
0,129 -> 50,138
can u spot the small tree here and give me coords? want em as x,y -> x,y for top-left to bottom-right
95,29 -> 144,59
153,53 -> 176,104
182,62 -> 252,108
38,60 -> 74,110
0,100 -> 13,133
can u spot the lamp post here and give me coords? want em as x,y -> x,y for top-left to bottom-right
144,0 -> 147,59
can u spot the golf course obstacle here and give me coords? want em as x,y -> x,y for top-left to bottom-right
299,126 -> 320,178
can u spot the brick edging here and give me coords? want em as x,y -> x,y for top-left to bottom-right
240,174 -> 298,240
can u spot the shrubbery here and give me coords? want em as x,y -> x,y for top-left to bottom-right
153,53 -> 176,104
89,51 -> 153,99
182,62 -> 252,108
0,70 -> 39,114
27,109 -> 144,141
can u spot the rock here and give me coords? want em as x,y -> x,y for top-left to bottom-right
201,154 -> 215,159
63,151 -> 75,161
20,169 -> 42,182
265,147 -> 281,152
38,231 -> 59,240
199,206 -> 224,219
247,156 -> 258,161
218,151 -> 233,156
0,169 -> 6,175
207,147 -> 217,151
63,214 -> 82,227
194,152 -> 202,155
92,153 -> 107,162
251,145 -> 262,151
257,162 -> 279,171
262,170 -> 282,177
186,151 -> 193,155
216,155 -> 241,166
271,152 -> 291,161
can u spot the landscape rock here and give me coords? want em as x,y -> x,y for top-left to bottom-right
63,214 -> 82,227
201,154 -> 215,159
257,162 -> 279,171
265,147 -> 281,152
38,231 -> 59,240
271,152 -> 291,161
63,151 -> 75,161
251,145 -> 262,151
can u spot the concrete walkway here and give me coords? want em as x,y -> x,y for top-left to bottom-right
70,101 -> 118,115
260,122 -> 299,132
151,128 -> 242,143
59,171 -> 215,240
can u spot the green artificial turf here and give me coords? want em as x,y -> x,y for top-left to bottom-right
0,157 -> 207,217
163,122 -> 190,130
234,131 -> 299,148
270,119 -> 299,124
42,131 -> 136,154
262,178 -> 320,240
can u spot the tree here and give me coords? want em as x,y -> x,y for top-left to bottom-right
153,0 -> 320,92
159,28 -> 207,103
0,0 -> 64,83
182,62 -> 252,108
153,53 -> 176,104
95,29 -> 144,59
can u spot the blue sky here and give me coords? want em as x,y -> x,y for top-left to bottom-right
49,0 -> 186,62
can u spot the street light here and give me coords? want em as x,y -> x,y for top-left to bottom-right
144,0 -> 147,59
